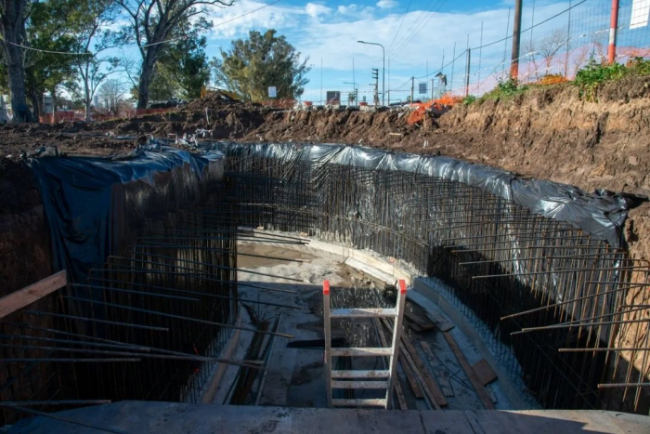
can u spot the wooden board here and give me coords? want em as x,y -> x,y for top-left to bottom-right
399,343 -> 440,410
0,271 -> 67,319
472,359 -> 498,386
373,318 -> 408,410
399,353 -> 425,399
404,308 -> 436,331
443,331 -> 495,410
420,341 -> 454,397
400,336 -> 448,407
426,311 -> 455,332
406,319 -> 424,333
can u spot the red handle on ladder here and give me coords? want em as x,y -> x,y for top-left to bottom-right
323,280 -> 330,295
399,279 -> 407,294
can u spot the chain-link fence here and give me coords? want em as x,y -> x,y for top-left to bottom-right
304,0 -> 650,104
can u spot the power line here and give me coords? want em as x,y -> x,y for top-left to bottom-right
0,37 -> 91,56
387,0 -> 414,53
470,0 -> 586,51
389,0 -> 448,57
143,0 -> 283,48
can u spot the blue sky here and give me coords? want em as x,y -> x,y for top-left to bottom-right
110,0 -> 634,102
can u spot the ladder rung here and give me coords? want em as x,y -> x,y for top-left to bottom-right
332,398 -> 387,407
331,380 -> 388,389
331,347 -> 392,357
330,308 -> 397,318
331,370 -> 390,379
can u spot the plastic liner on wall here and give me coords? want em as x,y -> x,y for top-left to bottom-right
203,142 -> 646,247
27,144 -> 225,284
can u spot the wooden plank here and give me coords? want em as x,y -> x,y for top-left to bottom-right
443,331 -> 495,410
399,343 -> 440,410
426,311 -> 455,332
420,341 -> 454,397
381,318 -> 447,408
472,359 -> 498,386
0,271 -> 67,319
374,318 -> 410,410
399,352 -> 424,398
378,318 -> 423,400
393,375 -> 408,410
406,320 -> 424,333
400,335 -> 449,407
404,307 -> 436,331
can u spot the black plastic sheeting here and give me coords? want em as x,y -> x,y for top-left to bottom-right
203,142 -> 645,247
27,145 -> 224,283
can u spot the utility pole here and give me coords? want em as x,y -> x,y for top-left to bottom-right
352,58 -> 356,97
565,0 -> 572,77
372,68 -> 379,106
510,0 -> 523,80
465,48 -> 471,97
320,58 -> 323,104
388,56 -> 391,105
450,43 -> 456,95
410,76 -> 414,102
608,0 -> 619,64
358,41 -> 385,105
430,79 -> 435,100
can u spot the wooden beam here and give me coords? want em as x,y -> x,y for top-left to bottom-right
443,332 -> 495,409
400,335 -> 449,407
420,341 -> 454,397
472,359 -> 498,386
0,271 -> 67,320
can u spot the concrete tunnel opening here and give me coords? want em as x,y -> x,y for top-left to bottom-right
1,142 -> 650,432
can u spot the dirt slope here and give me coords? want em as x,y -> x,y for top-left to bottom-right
1,77 -> 649,253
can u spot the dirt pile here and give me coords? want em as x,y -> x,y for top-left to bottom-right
1,76 -> 649,255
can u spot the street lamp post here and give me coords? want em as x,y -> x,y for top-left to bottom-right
358,40 -> 385,106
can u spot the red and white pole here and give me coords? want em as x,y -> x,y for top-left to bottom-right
608,0 -> 620,64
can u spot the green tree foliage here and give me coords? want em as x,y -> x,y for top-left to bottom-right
115,0 -> 233,109
156,20 -> 210,100
212,29 -> 310,102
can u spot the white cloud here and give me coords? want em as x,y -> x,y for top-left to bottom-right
305,3 -> 332,19
337,4 -> 375,19
376,0 -> 398,9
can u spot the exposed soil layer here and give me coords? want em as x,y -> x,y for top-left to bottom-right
1,78 -> 649,255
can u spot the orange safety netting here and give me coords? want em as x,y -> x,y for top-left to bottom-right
407,93 -> 461,125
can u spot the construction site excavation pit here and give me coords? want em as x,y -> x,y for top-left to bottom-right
2,142 -> 650,433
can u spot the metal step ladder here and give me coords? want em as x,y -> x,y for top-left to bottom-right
323,279 -> 408,409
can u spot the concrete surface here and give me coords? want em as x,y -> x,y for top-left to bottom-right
7,401 -> 650,434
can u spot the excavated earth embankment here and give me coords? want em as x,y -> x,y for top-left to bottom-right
1,76 -> 650,257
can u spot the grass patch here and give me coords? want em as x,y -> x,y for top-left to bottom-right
478,78 -> 529,102
573,57 -> 650,100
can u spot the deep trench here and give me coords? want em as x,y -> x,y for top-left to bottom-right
2,143 -> 649,427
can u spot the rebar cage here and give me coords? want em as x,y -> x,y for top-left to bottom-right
219,151 -> 650,414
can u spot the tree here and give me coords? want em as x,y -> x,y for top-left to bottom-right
115,0 -> 234,109
24,0 -> 83,120
212,29 -> 310,102
0,0 -> 33,122
97,79 -> 125,116
158,20 -> 210,99
537,29 -> 567,76
68,0 -> 119,121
